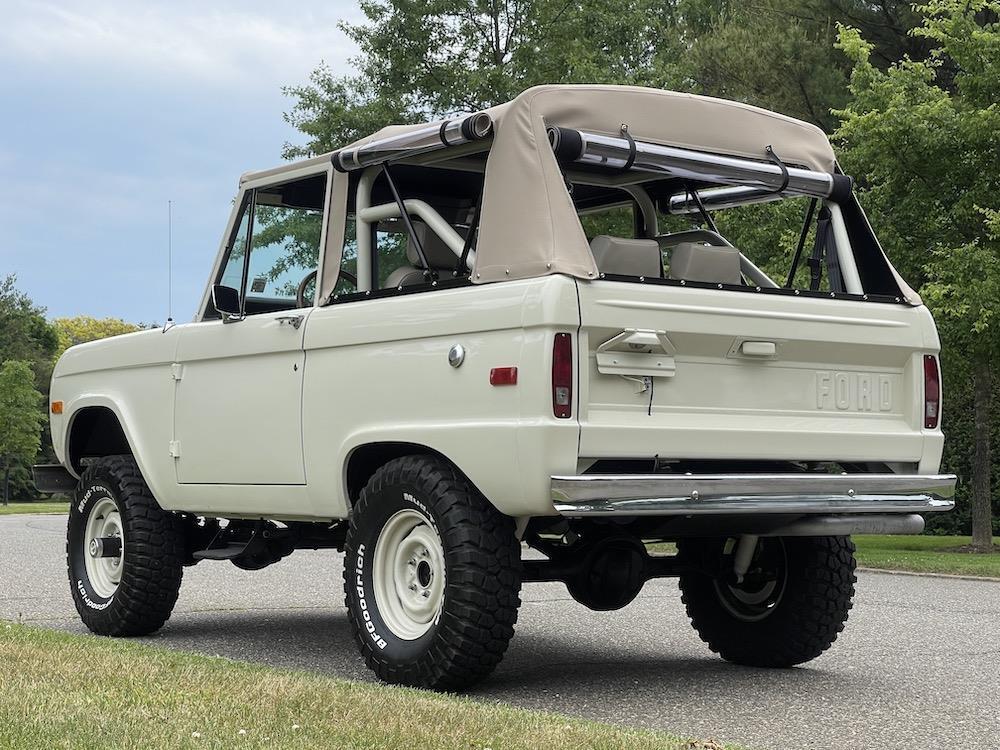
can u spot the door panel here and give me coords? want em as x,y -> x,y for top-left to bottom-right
173,311 -> 309,484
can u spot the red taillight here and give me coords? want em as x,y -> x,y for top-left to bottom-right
923,354 -> 941,429
552,333 -> 573,419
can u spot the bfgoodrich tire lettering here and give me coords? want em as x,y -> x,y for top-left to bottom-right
344,455 -> 521,690
677,535 -> 856,667
67,455 -> 185,636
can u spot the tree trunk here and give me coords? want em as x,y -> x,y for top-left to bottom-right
2,465 -> 8,507
971,360 -> 994,552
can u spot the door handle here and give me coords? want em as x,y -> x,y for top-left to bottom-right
741,340 -> 776,357
596,329 -> 677,378
276,315 -> 304,330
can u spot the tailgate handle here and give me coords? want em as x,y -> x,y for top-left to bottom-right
596,329 -> 676,378
741,340 -> 776,357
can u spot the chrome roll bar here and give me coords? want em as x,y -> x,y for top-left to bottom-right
331,113 -> 493,172
547,126 -> 853,203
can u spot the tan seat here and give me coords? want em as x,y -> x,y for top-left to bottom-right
667,242 -> 742,285
384,223 -> 463,288
589,235 -> 663,278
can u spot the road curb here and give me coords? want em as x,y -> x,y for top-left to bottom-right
857,566 -> 1000,583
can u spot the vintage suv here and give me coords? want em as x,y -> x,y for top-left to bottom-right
36,85 -> 955,690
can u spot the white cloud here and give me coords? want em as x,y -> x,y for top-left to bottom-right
0,0 -> 362,88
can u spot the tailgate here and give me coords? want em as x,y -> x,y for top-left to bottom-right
575,280 -> 940,468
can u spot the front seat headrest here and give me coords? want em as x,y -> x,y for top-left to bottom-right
590,235 -> 663,278
667,242 -> 742,285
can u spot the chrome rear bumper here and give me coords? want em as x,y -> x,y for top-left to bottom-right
551,473 -> 956,517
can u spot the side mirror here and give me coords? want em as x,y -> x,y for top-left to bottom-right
212,284 -> 243,322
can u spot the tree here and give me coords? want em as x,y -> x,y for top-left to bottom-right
283,0 -> 686,157
834,1 -> 1000,549
0,275 -> 58,390
51,316 -> 143,360
284,1 -> 933,157
680,1 -> 936,132
0,360 -> 43,505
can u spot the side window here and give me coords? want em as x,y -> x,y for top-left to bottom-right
335,219 -> 435,293
219,195 -> 252,291
334,221 -> 409,293
214,173 -> 328,316
331,166 -> 482,299
579,203 -> 635,242
335,219 -> 359,296
375,227 -> 409,288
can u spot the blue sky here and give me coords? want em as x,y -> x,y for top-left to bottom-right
0,0 -> 361,323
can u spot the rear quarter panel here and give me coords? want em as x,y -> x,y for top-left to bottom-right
301,276 -> 581,518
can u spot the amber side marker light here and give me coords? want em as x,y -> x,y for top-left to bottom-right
51,401 -> 64,415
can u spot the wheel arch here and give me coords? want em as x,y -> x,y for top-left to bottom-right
344,442 -> 464,507
65,402 -> 135,476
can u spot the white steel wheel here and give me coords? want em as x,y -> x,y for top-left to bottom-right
372,508 -> 446,640
83,496 -> 125,598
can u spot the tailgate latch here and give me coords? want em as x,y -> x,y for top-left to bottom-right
596,329 -> 676,380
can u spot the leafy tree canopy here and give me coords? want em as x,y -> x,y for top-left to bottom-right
0,360 -> 44,481
834,0 -> 1000,358
284,0 -> 940,158
0,275 -> 58,387
52,316 -> 143,360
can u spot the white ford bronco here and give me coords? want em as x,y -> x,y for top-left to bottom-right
36,85 -> 955,690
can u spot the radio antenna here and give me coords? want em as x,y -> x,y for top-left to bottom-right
163,200 -> 175,332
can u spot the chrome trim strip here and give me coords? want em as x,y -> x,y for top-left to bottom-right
551,473 -> 956,516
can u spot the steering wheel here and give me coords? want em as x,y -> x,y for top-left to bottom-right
296,270 -> 317,308
295,268 -> 359,308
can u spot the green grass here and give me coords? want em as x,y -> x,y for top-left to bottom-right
647,535 -> 1000,578
0,501 -> 69,516
0,623 -> 732,750
853,534 -> 1000,578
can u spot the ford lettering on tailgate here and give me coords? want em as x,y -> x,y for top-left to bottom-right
816,371 -> 892,412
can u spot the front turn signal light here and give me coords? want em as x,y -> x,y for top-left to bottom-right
51,401 -> 64,415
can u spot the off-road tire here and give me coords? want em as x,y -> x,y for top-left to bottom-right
343,455 -> 521,690
67,455 -> 185,636
677,535 -> 856,667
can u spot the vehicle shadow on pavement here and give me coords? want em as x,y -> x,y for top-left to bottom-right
143,609 -> 375,682
145,607 -> 857,701
483,633 -> 851,691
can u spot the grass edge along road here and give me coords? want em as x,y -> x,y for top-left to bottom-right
0,501 -> 69,516
647,534 -> 1000,578
852,534 -> 1000,578
0,623 -> 733,750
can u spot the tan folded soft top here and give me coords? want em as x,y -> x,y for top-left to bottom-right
257,84 -> 917,304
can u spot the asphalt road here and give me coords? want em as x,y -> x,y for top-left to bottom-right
3,513 -> 999,750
